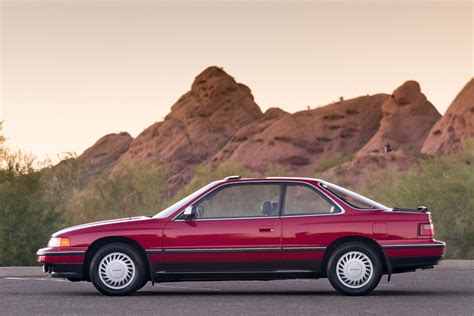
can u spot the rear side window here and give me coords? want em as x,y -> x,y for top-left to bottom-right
283,184 -> 340,215
195,184 -> 281,218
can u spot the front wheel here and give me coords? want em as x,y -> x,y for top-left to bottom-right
327,242 -> 383,296
89,243 -> 146,296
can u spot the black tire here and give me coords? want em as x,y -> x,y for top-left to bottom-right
89,243 -> 146,296
327,242 -> 383,296
137,278 -> 149,291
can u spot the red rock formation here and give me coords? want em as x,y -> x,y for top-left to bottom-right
213,94 -> 388,172
74,67 -> 472,191
422,79 -> 474,155
80,132 -> 133,177
110,66 -> 262,185
358,81 -> 440,155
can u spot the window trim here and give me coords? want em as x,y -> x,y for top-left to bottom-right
172,180 -> 345,221
281,182 -> 342,216
174,182 -> 284,220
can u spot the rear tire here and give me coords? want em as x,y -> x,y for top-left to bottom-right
90,243 -> 146,296
137,278 -> 149,291
327,242 -> 383,296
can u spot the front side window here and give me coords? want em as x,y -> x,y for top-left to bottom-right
193,184 -> 281,218
283,184 -> 339,215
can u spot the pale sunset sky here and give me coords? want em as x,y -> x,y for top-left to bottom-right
1,0 -> 473,162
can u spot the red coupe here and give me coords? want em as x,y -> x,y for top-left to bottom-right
37,176 -> 445,296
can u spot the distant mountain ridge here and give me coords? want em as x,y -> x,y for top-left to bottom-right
75,66 -> 473,188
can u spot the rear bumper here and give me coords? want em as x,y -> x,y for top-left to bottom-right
381,240 -> 446,273
390,256 -> 443,272
37,247 -> 86,280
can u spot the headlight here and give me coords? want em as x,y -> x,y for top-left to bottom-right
48,237 -> 71,247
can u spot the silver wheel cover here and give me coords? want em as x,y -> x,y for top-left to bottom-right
98,252 -> 136,290
336,251 -> 374,289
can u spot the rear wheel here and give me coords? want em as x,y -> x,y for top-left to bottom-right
90,243 -> 146,296
327,242 -> 382,296
137,277 -> 149,291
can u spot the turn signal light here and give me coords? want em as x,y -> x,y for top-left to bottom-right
418,223 -> 434,238
48,237 -> 71,248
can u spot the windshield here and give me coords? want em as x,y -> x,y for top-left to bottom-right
320,181 -> 389,210
153,181 -> 218,218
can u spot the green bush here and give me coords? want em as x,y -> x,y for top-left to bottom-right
346,109 -> 359,115
60,163 -> 173,223
0,122 -> 5,160
0,151 -> 62,266
170,161 -> 259,204
323,113 -> 345,121
168,162 -> 293,206
314,153 -> 353,173
358,141 -> 474,258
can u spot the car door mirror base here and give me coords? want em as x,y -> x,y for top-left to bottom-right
183,206 -> 196,220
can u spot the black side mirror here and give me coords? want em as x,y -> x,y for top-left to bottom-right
183,205 -> 197,220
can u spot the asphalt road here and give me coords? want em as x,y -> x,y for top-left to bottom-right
1,270 -> 473,315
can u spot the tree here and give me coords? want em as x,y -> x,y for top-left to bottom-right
0,124 -> 62,266
0,121 -> 5,161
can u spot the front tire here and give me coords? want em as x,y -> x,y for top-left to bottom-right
327,242 -> 383,296
90,243 -> 146,296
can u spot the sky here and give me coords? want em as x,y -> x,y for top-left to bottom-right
1,0 -> 473,162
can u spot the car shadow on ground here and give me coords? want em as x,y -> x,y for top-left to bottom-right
69,289 -> 471,297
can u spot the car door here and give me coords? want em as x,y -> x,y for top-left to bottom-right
280,181 -> 343,272
162,182 -> 283,274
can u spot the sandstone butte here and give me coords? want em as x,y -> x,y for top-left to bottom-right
74,67 -> 473,188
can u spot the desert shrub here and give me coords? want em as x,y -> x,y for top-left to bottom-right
314,153 -> 353,173
264,163 -> 294,177
328,125 -> 342,130
168,162 -> 295,206
62,163 -> 172,223
170,161 -> 259,203
0,151 -> 62,266
359,141 -> 474,258
346,109 -> 359,115
317,137 -> 332,142
0,122 -> 5,160
323,114 -> 345,121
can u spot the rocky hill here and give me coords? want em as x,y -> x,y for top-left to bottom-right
74,67 -> 473,189
79,132 -> 133,178
422,79 -> 474,155
358,81 -> 440,155
212,94 -> 388,172
110,67 -> 262,186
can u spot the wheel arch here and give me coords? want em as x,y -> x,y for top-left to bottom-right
321,236 -> 388,277
83,236 -> 150,282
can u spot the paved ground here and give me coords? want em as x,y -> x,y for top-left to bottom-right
1,270 -> 473,315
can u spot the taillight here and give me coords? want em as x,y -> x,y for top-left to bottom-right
418,223 -> 434,238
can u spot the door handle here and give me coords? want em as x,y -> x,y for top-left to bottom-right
259,227 -> 274,232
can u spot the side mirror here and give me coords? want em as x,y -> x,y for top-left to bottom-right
183,205 -> 196,220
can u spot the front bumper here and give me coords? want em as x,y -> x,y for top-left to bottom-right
43,263 -> 84,280
37,247 -> 86,280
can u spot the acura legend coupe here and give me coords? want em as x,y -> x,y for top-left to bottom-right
37,176 -> 445,296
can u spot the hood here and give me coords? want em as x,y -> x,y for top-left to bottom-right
52,216 -> 151,237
